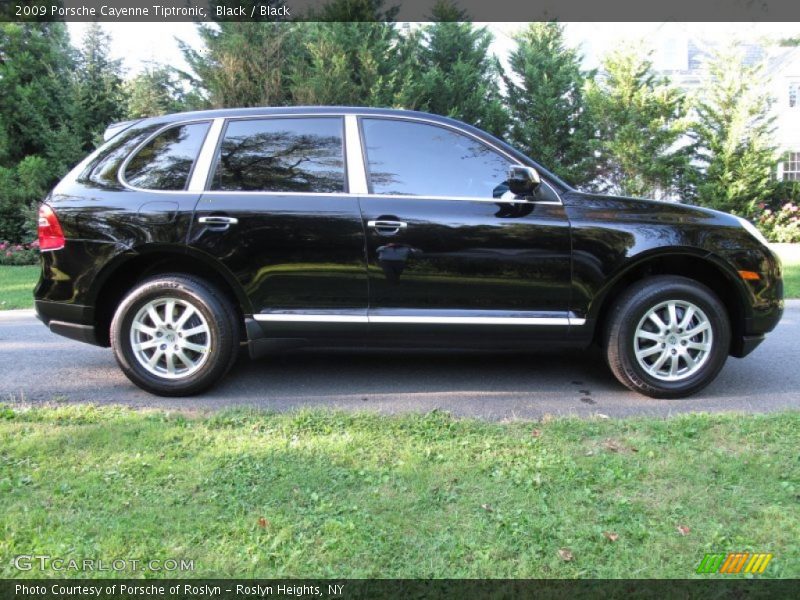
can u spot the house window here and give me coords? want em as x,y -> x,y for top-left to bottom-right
790,82 -> 800,108
783,152 -> 800,181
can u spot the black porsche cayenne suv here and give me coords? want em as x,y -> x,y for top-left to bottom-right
34,107 -> 783,397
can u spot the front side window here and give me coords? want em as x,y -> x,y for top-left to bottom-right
210,117 -> 345,193
123,122 -> 210,190
361,118 -> 512,198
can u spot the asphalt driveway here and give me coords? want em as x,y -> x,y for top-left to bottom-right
1,302 -> 797,420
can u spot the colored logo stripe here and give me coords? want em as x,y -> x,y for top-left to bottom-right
745,553 -> 773,574
697,554 -> 726,574
697,553 -> 773,574
720,553 -> 748,573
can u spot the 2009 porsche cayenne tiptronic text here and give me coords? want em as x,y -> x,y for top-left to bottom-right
34,107 -> 784,397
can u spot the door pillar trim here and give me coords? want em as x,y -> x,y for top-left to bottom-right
344,115 -> 368,194
188,117 -> 225,192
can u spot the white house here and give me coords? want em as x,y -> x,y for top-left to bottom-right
650,34 -> 800,181
770,49 -> 800,181
583,24 -> 800,182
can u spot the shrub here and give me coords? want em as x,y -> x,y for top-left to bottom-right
758,202 -> 800,243
0,239 -> 39,265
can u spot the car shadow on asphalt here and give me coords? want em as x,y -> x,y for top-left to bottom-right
221,347 -> 624,396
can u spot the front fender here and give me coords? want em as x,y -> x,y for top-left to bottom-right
580,246 -> 752,323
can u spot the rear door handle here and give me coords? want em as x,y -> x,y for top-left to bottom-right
367,220 -> 407,235
198,216 -> 238,229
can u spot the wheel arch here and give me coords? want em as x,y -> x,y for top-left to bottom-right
588,248 -> 750,354
89,245 -> 251,346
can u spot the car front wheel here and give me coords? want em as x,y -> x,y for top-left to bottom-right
604,275 -> 730,398
110,274 -> 239,396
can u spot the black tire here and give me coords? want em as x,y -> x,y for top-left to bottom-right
110,274 -> 239,396
604,275 -> 730,398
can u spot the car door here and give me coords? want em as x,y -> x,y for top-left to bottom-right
357,117 -> 573,347
188,115 -> 367,341
116,120 -> 212,245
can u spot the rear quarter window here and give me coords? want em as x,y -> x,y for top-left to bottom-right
79,125 -> 161,190
122,122 -> 210,190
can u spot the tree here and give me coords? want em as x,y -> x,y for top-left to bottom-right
503,22 -> 596,188
0,24 -> 77,163
692,48 -> 779,217
289,0 -> 406,108
586,45 -> 693,198
179,2 -> 408,109
313,0 -> 398,21
0,23 -> 82,242
398,2 -> 507,135
289,21 -> 408,107
179,22 -> 296,108
73,23 -> 125,151
125,64 -> 204,118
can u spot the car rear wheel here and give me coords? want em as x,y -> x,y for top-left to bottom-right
604,276 -> 730,398
110,275 -> 239,396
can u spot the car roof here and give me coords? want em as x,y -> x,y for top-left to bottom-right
151,106 -> 460,126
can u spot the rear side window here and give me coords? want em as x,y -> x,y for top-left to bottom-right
80,125 -> 161,190
361,118 -> 512,198
210,117 -> 345,193
123,122 -> 210,190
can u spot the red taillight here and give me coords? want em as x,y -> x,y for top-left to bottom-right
38,204 -> 65,251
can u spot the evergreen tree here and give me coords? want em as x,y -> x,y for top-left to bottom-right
503,22 -> 596,188
179,22 -> 296,108
289,21 -> 406,107
314,0 -> 398,21
692,48 -> 779,217
585,45 -> 693,198
180,3 -> 406,109
399,2 -> 507,135
0,24 -> 77,163
0,23 -> 82,242
286,2 -> 406,107
73,24 -> 125,151
125,65 -> 204,118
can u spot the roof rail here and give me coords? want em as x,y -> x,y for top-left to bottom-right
103,119 -> 143,142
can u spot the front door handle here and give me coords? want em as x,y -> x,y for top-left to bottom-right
198,216 -> 238,230
368,220 -> 407,235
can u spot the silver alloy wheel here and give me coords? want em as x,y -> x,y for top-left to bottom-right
633,300 -> 713,382
129,297 -> 212,380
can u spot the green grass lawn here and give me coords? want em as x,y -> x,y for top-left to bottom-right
0,265 -> 39,310
785,263 -> 800,298
774,243 -> 800,298
0,405 -> 797,578
1,244 -> 798,311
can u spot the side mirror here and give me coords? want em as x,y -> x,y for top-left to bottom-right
507,165 -> 541,198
